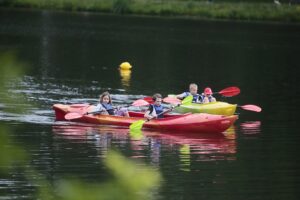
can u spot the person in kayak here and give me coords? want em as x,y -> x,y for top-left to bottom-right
91,91 -> 129,117
176,83 -> 202,103
144,93 -> 173,120
201,87 -> 216,103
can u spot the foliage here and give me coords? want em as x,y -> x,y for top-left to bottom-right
0,52 -> 28,113
113,0 -> 131,14
1,0 -> 300,22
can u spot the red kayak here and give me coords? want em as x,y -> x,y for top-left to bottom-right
53,104 -> 238,133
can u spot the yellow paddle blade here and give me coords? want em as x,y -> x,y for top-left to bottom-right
129,120 -> 146,131
182,95 -> 193,105
129,129 -> 143,140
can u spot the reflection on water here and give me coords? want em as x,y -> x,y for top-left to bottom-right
0,74 -> 145,124
52,123 -> 237,170
179,144 -> 191,172
119,69 -> 131,88
239,121 -> 261,135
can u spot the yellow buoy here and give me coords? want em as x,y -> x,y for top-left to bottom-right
119,62 -> 132,70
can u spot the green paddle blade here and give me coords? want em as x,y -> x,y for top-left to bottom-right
182,95 -> 193,105
129,119 -> 146,131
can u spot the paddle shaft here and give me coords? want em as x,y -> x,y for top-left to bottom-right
86,104 -> 134,115
147,102 -> 183,119
130,95 -> 193,130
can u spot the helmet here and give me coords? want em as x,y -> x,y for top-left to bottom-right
204,87 -> 213,95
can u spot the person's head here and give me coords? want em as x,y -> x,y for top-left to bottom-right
204,87 -> 213,96
99,91 -> 112,104
189,83 -> 198,95
152,93 -> 162,106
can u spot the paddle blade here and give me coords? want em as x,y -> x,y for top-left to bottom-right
240,104 -> 262,112
218,87 -> 240,97
129,120 -> 146,131
167,94 -> 176,98
65,112 -> 83,120
143,96 -> 154,104
163,97 -> 181,104
132,99 -> 149,107
129,129 -> 143,140
182,95 -> 193,105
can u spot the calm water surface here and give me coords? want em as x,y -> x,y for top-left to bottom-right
0,8 -> 299,200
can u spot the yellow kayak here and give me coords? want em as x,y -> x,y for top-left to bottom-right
175,101 -> 237,116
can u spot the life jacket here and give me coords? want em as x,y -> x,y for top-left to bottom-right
101,103 -> 115,115
200,94 -> 214,102
149,104 -> 164,119
184,92 -> 201,103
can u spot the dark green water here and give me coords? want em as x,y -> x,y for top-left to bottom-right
0,8 -> 299,200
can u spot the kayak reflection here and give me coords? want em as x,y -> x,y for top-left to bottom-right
52,123 -> 237,170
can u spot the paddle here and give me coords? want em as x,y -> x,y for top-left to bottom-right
65,110 -> 100,120
65,99 -> 150,120
131,99 -> 149,107
143,96 -> 182,104
129,95 -> 193,131
239,104 -> 262,112
143,96 -> 154,104
162,96 -> 182,104
216,86 -> 240,97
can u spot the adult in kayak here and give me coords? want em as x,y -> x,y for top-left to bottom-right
176,83 -> 202,103
144,93 -> 173,120
91,91 -> 129,117
200,87 -> 216,103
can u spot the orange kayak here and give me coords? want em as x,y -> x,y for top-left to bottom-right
53,104 -> 238,133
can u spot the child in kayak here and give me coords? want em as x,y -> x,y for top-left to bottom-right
91,91 -> 129,117
201,87 -> 216,103
144,93 -> 173,120
176,83 -> 202,103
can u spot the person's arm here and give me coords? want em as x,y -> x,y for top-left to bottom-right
144,105 -> 156,119
161,105 -> 175,115
211,96 -> 216,102
144,110 -> 154,120
176,92 -> 187,100
101,110 -> 109,115
89,104 -> 108,115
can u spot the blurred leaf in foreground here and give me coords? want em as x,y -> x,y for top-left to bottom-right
56,151 -> 162,200
0,125 -> 28,173
0,51 -> 28,113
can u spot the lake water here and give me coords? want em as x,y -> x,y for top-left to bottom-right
0,8 -> 299,200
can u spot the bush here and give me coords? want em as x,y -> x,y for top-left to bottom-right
113,0 -> 131,14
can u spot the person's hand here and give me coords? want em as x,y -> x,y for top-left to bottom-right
146,115 -> 154,120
